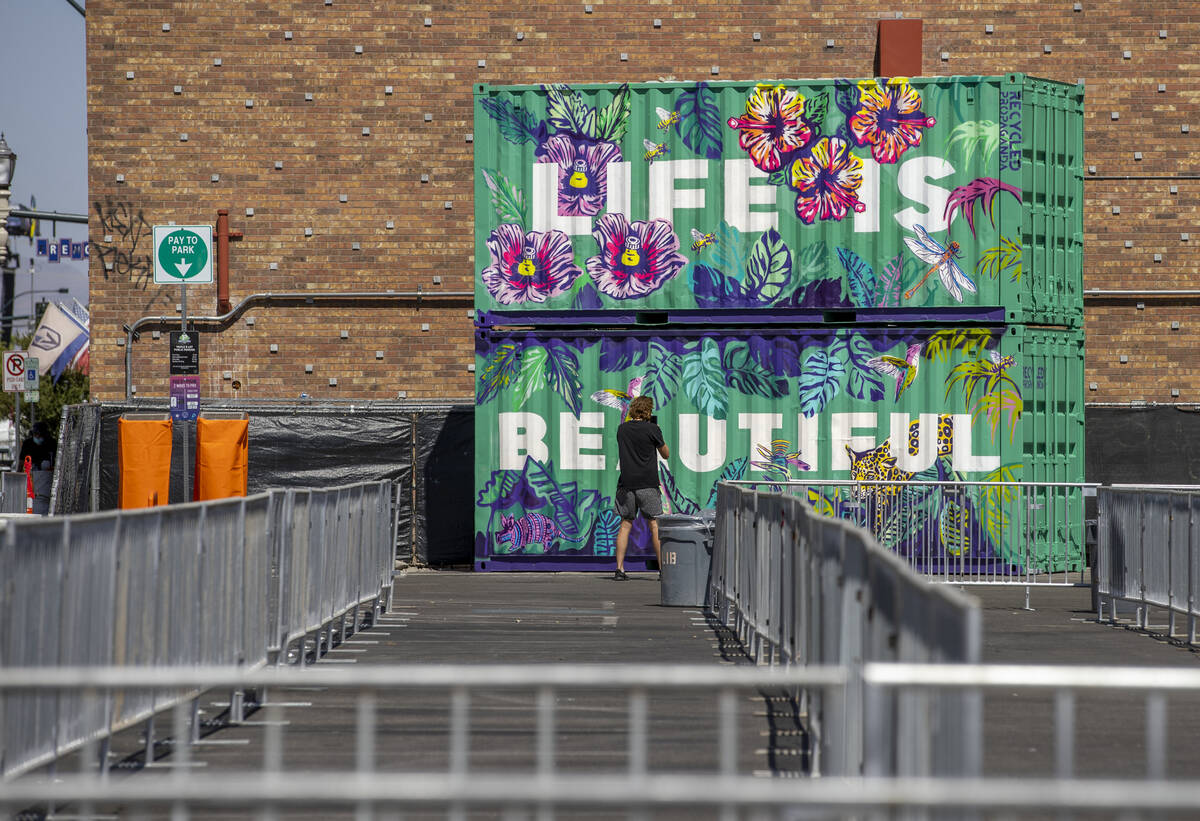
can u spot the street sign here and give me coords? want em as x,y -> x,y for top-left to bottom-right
47,243 -> 59,262
170,331 -> 200,375
36,239 -> 47,256
59,239 -> 71,258
153,225 -> 213,285
169,375 -> 201,421
3,351 -> 25,392
22,357 -> 39,402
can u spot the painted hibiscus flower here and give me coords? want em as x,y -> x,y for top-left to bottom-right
586,213 -> 687,300
536,134 -> 623,217
849,79 -> 937,164
727,85 -> 813,172
480,224 -> 581,305
788,137 -> 867,225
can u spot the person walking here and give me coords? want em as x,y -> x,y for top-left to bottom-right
613,395 -> 669,580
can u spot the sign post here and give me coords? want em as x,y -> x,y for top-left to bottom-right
3,351 -> 25,450
154,225 -> 213,502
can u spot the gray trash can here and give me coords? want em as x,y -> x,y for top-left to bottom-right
658,510 -> 716,607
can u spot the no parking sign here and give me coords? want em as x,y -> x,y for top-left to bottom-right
3,351 -> 25,392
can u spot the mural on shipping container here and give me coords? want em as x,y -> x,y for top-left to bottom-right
473,77 -> 1083,320
473,327 -> 1060,571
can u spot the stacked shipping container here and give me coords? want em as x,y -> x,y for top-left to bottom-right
472,75 -> 1085,571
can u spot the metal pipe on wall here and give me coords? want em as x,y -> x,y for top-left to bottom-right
123,289 -> 473,399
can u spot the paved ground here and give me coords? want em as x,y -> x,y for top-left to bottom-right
36,572 -> 1200,819
971,584 -> 1200,780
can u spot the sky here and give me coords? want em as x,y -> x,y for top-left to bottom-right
0,0 -> 88,330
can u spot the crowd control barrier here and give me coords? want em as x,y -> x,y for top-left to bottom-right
711,483 -> 981,778
3,663 -> 1199,819
0,480 -> 394,778
1097,485 -> 1200,645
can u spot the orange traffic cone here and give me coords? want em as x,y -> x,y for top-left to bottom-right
23,456 -> 34,514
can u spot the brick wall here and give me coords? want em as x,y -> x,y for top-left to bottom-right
87,1 -> 1199,402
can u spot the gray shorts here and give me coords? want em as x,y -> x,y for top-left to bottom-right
615,487 -> 662,521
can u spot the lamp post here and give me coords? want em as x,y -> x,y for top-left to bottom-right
0,133 -> 16,268
0,134 -> 17,349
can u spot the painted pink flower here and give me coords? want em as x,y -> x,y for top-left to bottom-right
849,79 -> 936,164
536,134 -> 623,217
480,224 -> 581,305
726,85 -> 812,172
789,137 -> 867,225
586,213 -> 686,300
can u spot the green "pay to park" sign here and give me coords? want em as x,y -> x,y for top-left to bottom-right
153,225 -> 213,284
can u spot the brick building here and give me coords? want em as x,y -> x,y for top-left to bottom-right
87,1 -> 1197,408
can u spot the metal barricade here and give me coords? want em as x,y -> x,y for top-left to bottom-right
727,480 -> 1096,605
3,663 -> 1200,818
711,484 -> 982,778
0,480 -> 396,778
0,472 -> 27,513
1097,485 -> 1200,645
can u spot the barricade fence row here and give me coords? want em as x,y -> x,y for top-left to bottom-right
711,484 -> 982,779
0,480 -> 395,779
2,663 -> 1200,818
1097,486 -> 1200,645
724,480 -> 1095,587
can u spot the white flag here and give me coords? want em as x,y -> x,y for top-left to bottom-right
29,302 -> 87,380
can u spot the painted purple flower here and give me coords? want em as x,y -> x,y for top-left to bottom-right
480,224 -> 582,305
586,213 -> 686,300
536,134 -> 623,217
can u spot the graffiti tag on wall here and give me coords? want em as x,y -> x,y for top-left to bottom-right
93,198 -> 153,288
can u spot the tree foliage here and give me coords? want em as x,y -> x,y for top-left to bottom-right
0,331 -> 90,437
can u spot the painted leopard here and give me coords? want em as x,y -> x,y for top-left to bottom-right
844,416 -> 954,533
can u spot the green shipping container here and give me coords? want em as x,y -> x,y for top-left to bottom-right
473,75 -> 1083,325
474,324 -> 1084,572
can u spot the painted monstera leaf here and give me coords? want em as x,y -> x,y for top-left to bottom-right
682,338 -> 728,419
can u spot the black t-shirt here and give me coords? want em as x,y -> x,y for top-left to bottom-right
616,419 -> 664,489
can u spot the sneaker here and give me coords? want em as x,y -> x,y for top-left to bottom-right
613,569 -> 629,581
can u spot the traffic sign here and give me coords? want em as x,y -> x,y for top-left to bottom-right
24,357 -> 38,388
3,351 -> 25,392
153,225 -> 213,285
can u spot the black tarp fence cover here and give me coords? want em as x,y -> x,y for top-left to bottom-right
62,399 -> 473,566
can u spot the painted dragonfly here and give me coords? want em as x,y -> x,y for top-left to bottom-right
902,224 -> 977,303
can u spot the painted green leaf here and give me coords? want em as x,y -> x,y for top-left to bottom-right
545,84 -> 597,138
478,343 -> 522,405
512,345 -> 547,409
674,82 -> 724,160
845,333 -> 885,402
641,341 -> 683,409
711,221 -> 749,279
660,463 -> 701,515
595,83 -> 631,142
837,247 -> 875,308
481,169 -> 528,230
795,241 -> 828,284
706,458 -> 748,508
682,338 -> 729,419
479,97 -> 541,146
804,90 -> 830,131
797,350 -> 844,417
744,228 -> 792,303
542,342 -> 584,418
524,459 -> 585,541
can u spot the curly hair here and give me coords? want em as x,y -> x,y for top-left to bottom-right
627,395 -> 654,421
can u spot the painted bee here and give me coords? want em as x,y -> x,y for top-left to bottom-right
689,228 -> 718,252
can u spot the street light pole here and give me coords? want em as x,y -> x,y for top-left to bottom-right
0,133 -> 15,269
0,134 -> 19,448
